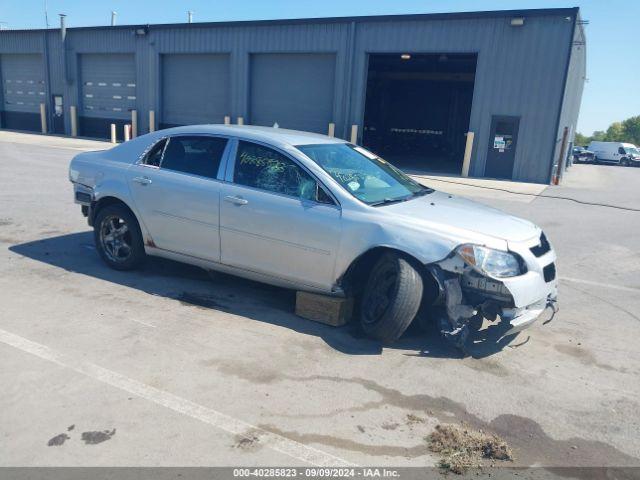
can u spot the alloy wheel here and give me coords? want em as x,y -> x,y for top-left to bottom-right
99,214 -> 132,263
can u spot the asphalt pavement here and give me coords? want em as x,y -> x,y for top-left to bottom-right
1,131 -> 639,472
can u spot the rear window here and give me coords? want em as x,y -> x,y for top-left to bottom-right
160,136 -> 228,179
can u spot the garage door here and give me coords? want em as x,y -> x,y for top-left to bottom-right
0,54 -> 45,132
79,54 -> 136,138
250,54 -> 336,134
161,54 -> 230,128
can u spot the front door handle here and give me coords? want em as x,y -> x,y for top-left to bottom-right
224,195 -> 248,206
133,176 -> 152,186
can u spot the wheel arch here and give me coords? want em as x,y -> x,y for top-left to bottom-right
338,246 -> 432,296
91,196 -> 137,227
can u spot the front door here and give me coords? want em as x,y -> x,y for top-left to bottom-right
52,95 -> 65,134
127,135 -> 229,262
219,139 -> 342,291
485,115 -> 520,179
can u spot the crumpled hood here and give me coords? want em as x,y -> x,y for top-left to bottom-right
381,191 -> 540,243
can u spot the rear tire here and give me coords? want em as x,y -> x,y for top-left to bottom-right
359,253 -> 424,343
94,204 -> 146,270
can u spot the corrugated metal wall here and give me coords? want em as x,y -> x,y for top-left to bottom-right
0,9 -> 583,183
553,18 -> 587,178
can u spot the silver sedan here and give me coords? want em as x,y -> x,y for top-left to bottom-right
69,125 -> 558,346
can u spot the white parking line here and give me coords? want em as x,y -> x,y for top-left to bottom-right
559,276 -> 640,293
0,327 -> 355,467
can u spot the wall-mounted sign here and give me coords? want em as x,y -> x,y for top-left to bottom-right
494,134 -> 513,151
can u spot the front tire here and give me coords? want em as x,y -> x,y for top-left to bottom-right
94,204 -> 146,270
359,253 -> 424,343
621,157 -> 630,167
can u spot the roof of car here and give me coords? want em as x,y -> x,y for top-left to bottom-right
156,124 -> 348,147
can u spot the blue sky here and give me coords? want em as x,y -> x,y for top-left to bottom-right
1,0 -> 638,135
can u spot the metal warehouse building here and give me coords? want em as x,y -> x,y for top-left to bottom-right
0,7 -> 586,183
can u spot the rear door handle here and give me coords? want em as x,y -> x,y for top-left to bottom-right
224,195 -> 248,206
133,176 -> 152,186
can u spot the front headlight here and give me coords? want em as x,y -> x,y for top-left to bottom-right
456,244 -> 524,278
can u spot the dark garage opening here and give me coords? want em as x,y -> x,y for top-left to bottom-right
362,53 -> 477,174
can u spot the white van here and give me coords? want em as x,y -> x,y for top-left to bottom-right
587,141 -> 640,166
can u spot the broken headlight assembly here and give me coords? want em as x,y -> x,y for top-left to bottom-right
456,244 -> 525,278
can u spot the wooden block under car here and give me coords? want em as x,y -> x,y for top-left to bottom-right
295,291 -> 353,327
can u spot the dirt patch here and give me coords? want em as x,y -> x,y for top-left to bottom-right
47,433 -> 70,446
211,359 -> 280,384
406,413 -> 426,425
381,422 -> 400,431
461,357 -> 510,378
427,423 -> 513,474
554,344 -> 623,373
81,429 -> 116,445
234,431 -> 262,451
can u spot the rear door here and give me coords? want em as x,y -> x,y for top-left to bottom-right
219,139 -> 342,290
127,135 -> 229,262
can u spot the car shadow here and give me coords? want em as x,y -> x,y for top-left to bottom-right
9,231 -> 519,359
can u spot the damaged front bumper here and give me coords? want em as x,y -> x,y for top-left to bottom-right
432,231 -> 559,346
501,295 -> 558,336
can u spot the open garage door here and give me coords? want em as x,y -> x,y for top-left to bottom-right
79,54 -> 136,139
161,54 -> 230,129
363,53 -> 476,174
0,54 -> 45,132
250,53 -> 335,134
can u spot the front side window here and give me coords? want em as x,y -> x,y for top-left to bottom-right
143,138 -> 167,167
160,136 -> 228,179
234,141 -> 332,204
297,143 -> 431,205
618,147 -> 626,155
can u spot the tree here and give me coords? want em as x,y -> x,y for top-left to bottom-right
604,122 -> 625,142
575,115 -> 639,147
621,115 -> 640,145
574,132 -> 590,146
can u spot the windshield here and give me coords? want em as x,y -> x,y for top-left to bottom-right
296,143 -> 432,205
625,146 -> 639,155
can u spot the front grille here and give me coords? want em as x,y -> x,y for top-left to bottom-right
531,232 -> 551,257
543,263 -> 556,283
